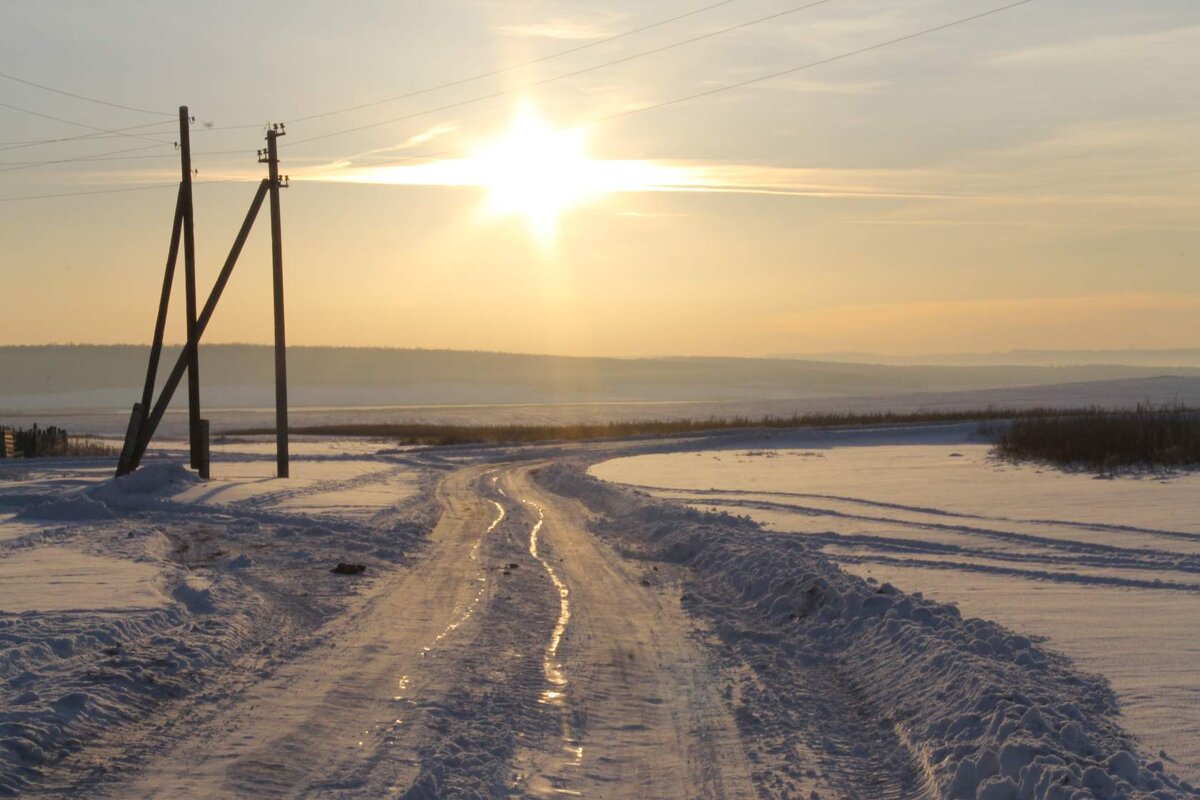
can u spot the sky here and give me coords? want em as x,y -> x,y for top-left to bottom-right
0,0 -> 1197,358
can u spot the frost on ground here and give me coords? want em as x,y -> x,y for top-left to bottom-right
0,444 -> 437,797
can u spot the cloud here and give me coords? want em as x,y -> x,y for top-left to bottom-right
301,158 -> 966,201
354,124 -> 459,158
991,24 -> 1200,66
498,19 -> 613,41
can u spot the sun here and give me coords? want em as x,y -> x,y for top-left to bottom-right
473,108 -> 600,241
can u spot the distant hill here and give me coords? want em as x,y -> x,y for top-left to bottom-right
775,348 -> 1200,368
3,345 -> 1199,413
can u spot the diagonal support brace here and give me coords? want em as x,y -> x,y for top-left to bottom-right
122,179 -> 271,474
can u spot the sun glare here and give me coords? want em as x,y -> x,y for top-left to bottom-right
473,109 -> 598,241
312,105 -> 693,241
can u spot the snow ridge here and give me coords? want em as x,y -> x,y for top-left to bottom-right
538,462 -> 1199,800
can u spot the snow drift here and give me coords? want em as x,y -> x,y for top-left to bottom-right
538,462 -> 1199,800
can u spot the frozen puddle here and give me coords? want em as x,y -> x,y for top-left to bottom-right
525,502 -> 571,705
0,547 -> 163,613
592,425 -> 1200,785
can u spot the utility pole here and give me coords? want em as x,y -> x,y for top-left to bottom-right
262,124 -> 290,478
116,106 -> 291,480
179,106 -> 204,475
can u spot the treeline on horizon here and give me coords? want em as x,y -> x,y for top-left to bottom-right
226,406 -> 1178,447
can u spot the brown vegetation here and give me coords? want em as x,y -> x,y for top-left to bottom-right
989,405 -> 1200,471
229,406 -> 1121,447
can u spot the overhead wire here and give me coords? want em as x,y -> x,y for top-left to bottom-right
0,70 -> 174,116
0,119 -> 175,150
284,0 -> 838,148
0,0 -> 761,142
588,0 -> 1036,129
318,0 -> 1037,175
0,142 -> 169,173
286,0 -> 749,124
0,100 -> 175,145
0,0 -> 822,165
0,145 -> 257,169
0,177 -> 255,204
0,0 -> 1037,202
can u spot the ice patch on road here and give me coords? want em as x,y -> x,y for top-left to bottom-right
523,502 -> 571,706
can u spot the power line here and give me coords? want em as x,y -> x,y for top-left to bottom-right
0,120 -> 257,150
0,142 -> 168,173
332,0 -> 1036,174
285,0 -> 838,149
0,100 -> 175,145
589,0 -> 1037,128
1,0 -> 1036,202
0,145 -> 254,170
287,0 -> 748,125
0,119 -> 175,150
0,1 -> 753,139
0,70 -> 174,116
0,177 -> 253,204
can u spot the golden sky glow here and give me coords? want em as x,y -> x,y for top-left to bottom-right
1,1 -> 1198,357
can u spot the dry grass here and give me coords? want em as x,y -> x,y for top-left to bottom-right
228,406 -> 1114,447
61,436 -> 120,458
989,405 -> 1200,471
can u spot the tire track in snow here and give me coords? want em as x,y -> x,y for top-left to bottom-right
505,466 -> 757,800
641,484 -> 1200,543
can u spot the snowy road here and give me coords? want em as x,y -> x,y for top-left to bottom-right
98,462 -> 757,799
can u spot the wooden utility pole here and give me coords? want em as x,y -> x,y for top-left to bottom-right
116,106 -> 291,481
179,106 -> 204,476
264,124 -> 290,478
127,181 -> 271,469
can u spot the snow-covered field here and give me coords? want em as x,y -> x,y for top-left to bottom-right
591,423 -> 1200,788
1,427 -> 1197,799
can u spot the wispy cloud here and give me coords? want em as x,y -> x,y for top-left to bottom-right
991,25 -> 1200,65
498,19 -> 614,41
381,123 -> 458,152
302,159 -> 966,201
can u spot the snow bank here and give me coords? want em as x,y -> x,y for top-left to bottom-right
539,462 -> 1199,800
15,495 -> 115,522
91,461 -> 204,501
